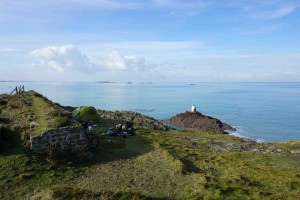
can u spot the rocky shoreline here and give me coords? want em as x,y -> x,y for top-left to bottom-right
162,111 -> 236,134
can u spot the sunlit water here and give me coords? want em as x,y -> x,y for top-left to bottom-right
1,81 -> 299,142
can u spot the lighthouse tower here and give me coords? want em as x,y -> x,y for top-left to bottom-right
191,105 -> 196,113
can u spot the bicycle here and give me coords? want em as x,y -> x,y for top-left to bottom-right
85,132 -> 99,149
82,121 -> 99,149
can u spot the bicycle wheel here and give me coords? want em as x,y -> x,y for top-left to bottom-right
86,133 -> 99,149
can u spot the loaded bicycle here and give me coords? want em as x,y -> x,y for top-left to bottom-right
82,121 -> 99,149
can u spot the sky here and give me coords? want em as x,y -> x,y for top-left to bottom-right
0,0 -> 300,82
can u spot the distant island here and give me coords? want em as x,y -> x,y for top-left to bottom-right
96,81 -> 116,84
140,82 -> 153,84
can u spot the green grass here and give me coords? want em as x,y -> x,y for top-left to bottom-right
0,91 -> 72,137
29,91 -> 72,136
0,143 -> 81,199
1,129 -> 300,199
30,95 -> 49,135
30,187 -> 154,200
1,92 -> 300,199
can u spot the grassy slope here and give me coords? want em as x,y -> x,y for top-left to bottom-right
144,131 -> 300,199
0,91 -> 71,138
1,91 -> 300,199
1,129 -> 300,200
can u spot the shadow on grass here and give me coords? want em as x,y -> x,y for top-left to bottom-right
0,139 -> 28,157
32,186 -> 167,200
85,134 -> 154,165
180,158 -> 202,174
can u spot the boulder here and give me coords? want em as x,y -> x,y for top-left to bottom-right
30,121 -> 41,128
291,150 -> 300,154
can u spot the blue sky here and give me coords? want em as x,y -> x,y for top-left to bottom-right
0,0 -> 300,82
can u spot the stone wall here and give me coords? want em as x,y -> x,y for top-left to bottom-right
0,124 -> 3,140
30,126 -> 88,154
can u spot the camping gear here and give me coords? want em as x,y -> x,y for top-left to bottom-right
116,123 -> 122,131
106,122 -> 135,138
72,106 -> 100,123
107,128 -> 118,137
124,122 -> 135,136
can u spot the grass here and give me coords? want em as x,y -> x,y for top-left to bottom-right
30,187 -> 153,200
1,91 -> 300,199
29,91 -> 72,136
1,128 -> 300,199
0,91 -> 72,138
0,143 -> 81,199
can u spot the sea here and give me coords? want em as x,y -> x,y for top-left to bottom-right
1,81 -> 299,143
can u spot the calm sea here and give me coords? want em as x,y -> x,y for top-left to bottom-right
1,82 -> 299,142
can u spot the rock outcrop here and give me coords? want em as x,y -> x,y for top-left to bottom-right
98,110 -> 170,131
162,111 -> 236,134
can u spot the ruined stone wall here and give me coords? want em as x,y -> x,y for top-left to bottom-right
30,126 -> 88,154
0,124 -> 3,140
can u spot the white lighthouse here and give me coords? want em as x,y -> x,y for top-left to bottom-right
191,105 -> 196,113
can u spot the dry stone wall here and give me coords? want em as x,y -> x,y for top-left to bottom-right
30,126 -> 88,154
0,124 -> 3,140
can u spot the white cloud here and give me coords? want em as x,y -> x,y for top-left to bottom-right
245,4 -> 298,19
0,0 -> 142,22
0,48 -> 17,53
102,41 -> 202,51
26,45 -> 300,82
99,51 -> 155,71
153,0 -> 210,9
0,0 -> 142,11
30,45 -> 157,74
30,45 -> 93,73
234,24 -> 283,35
217,71 -> 300,81
88,41 -> 203,60
69,0 -> 142,9
237,0 -> 300,20
0,48 -> 24,56
101,51 -> 126,70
